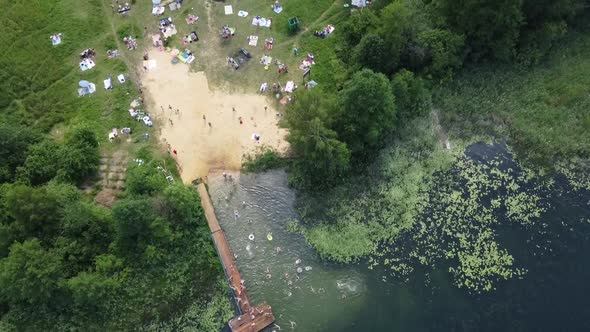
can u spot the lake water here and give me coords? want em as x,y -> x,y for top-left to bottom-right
208,145 -> 590,332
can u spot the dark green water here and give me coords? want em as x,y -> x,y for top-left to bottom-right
209,144 -> 590,332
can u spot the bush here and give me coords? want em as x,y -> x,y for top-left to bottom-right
242,149 -> 286,173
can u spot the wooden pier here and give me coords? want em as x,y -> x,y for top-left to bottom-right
197,183 -> 275,332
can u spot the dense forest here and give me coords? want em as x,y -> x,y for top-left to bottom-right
0,0 -> 231,330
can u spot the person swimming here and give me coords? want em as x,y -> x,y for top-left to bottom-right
295,258 -> 301,265
234,210 -> 240,219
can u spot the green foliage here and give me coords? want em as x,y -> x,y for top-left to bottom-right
58,126 -> 100,184
57,202 -> 114,274
0,125 -> 39,183
417,29 -> 465,80
433,0 -> 524,61
125,163 -> 168,196
353,33 -> 390,74
0,239 -> 63,305
242,148 -> 286,173
391,69 -> 430,120
285,90 -> 350,188
17,139 -> 61,185
3,184 -> 64,243
336,69 -> 396,158
112,199 -> 158,257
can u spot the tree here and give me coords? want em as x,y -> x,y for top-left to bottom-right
340,10 -> 379,50
285,91 -> 351,188
66,271 -> 120,315
113,199 -> 171,259
289,118 -> 351,188
432,0 -> 523,61
391,69 -> 430,120
0,125 -> 39,183
417,29 -> 465,80
160,184 -> 203,230
57,126 -> 100,183
353,34 -> 390,74
335,69 -> 396,158
378,0 -> 422,73
125,163 -> 167,196
56,202 -> 114,274
17,139 -> 61,185
3,184 -> 63,243
0,239 -> 63,305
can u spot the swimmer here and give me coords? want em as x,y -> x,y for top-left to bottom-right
242,201 -> 246,206
273,323 -> 282,331
234,210 -> 240,219
265,267 -> 270,274
341,293 -> 347,299
310,286 -> 316,293
295,258 -> 301,265
318,287 -> 325,294
284,272 -> 289,279
223,172 -> 227,178
290,321 -> 297,329
287,280 -> 292,286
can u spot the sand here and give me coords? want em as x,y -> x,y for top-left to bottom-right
142,51 -> 288,183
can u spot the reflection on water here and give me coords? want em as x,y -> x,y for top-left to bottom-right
208,146 -> 590,332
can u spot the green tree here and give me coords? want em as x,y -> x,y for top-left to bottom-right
58,127 -> 100,183
3,184 -> 63,243
340,10 -> 379,50
0,125 -> 39,183
353,34 -> 390,74
17,139 -> 61,185
125,163 -> 168,196
335,69 -> 396,158
379,0 -> 422,73
161,184 -> 203,230
417,29 -> 465,79
66,271 -> 120,315
432,0 -> 523,61
0,239 -> 63,305
56,202 -> 114,274
391,69 -> 430,120
285,91 -> 350,188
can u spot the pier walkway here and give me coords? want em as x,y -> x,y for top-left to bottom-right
197,183 -> 275,332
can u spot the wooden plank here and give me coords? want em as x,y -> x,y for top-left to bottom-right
229,304 -> 275,332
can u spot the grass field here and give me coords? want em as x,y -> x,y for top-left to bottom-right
435,30 -> 590,166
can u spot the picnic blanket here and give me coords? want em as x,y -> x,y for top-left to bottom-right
285,81 -> 295,93
103,78 -> 112,90
79,59 -> 95,71
248,35 -> 258,47
152,6 -> 165,15
260,55 -> 272,65
252,17 -> 272,28
272,5 -> 283,14
50,34 -> 62,46
186,14 -> 198,24
238,10 -> 248,17
162,25 -> 177,38
224,5 -> 233,15
78,83 -> 96,97
169,2 -> 178,11
117,74 -> 126,84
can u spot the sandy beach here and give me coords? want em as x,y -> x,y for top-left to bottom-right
142,51 -> 288,183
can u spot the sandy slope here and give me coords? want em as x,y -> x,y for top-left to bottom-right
142,51 -> 288,183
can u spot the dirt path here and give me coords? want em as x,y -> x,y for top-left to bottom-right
142,51 -> 288,183
431,108 -> 452,150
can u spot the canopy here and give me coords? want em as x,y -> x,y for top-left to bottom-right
79,80 -> 90,88
152,0 -> 161,5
